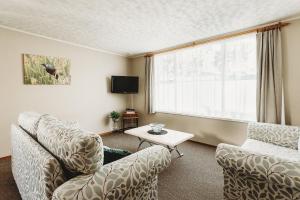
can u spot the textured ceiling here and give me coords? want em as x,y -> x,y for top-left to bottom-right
0,0 -> 300,56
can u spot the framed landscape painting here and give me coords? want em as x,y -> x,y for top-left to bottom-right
23,54 -> 71,85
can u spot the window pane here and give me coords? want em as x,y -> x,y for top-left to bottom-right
153,33 -> 256,121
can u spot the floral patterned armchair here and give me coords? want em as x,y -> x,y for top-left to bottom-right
216,122 -> 300,200
12,112 -> 171,200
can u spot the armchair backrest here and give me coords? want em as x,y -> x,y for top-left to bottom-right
247,122 -> 300,150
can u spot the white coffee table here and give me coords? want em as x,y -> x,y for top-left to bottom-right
125,125 -> 194,157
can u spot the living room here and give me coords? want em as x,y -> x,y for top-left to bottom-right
1,1 -> 300,200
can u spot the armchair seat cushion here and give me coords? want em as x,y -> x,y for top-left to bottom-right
242,139 -> 300,161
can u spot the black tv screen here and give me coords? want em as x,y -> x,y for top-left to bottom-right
111,76 -> 139,93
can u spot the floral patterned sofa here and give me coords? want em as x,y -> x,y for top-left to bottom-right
216,122 -> 300,200
11,112 -> 171,200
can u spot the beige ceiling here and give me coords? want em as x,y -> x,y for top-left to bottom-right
1,0 -> 300,56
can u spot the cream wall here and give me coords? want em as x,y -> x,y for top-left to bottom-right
130,18 -> 300,147
0,27 -> 129,157
282,19 -> 300,126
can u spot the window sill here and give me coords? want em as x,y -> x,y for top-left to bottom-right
153,111 -> 255,123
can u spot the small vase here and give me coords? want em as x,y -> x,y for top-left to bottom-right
112,118 -> 119,132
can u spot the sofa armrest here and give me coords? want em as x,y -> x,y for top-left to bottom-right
216,143 -> 300,189
11,125 -> 66,200
247,122 -> 300,149
52,145 -> 171,200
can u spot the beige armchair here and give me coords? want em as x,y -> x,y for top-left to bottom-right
216,122 -> 300,200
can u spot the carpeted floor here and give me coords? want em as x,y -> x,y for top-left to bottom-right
0,133 -> 223,200
0,157 -> 22,200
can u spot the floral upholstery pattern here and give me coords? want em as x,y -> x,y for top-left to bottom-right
216,122 -> 300,200
52,145 -> 171,200
242,139 -> 300,161
37,115 -> 104,174
248,122 -> 300,150
11,124 -> 66,200
18,112 -> 80,139
12,112 -> 171,199
18,111 -> 42,139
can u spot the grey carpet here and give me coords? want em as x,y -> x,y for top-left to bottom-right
0,133 -> 223,200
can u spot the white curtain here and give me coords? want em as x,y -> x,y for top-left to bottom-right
153,33 -> 257,121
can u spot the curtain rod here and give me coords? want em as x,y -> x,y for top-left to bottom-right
144,22 -> 289,57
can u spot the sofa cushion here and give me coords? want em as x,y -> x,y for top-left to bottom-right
18,112 -> 42,139
18,112 -> 80,139
247,122 -> 300,150
242,139 -> 300,161
37,115 -> 103,174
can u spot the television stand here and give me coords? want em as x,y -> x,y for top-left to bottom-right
122,112 -> 138,132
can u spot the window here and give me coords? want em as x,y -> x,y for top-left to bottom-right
153,33 -> 257,121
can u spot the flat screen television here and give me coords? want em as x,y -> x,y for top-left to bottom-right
111,76 -> 139,94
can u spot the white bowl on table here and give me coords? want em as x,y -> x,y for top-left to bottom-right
150,123 -> 165,133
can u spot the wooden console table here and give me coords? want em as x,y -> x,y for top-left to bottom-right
122,113 -> 138,132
